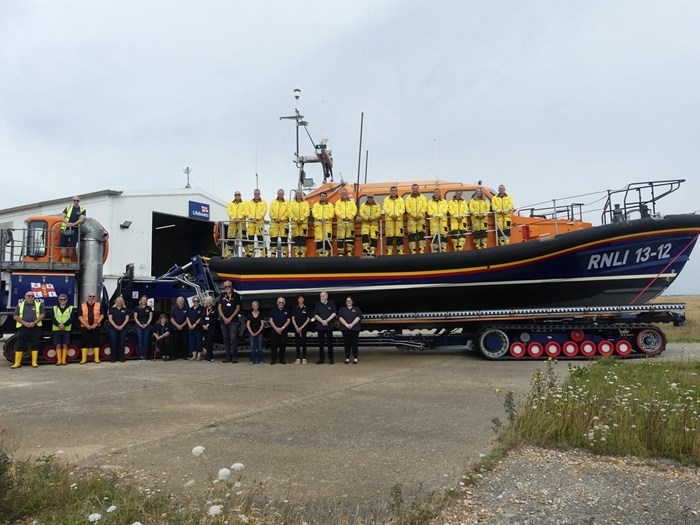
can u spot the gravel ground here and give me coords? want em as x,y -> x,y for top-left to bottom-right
433,446 -> 700,525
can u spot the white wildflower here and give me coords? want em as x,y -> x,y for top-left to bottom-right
88,513 -> 102,522
192,445 -> 205,457
238,514 -> 250,523
231,462 -> 245,471
184,479 -> 196,488
106,505 -> 117,513
218,468 -> 231,480
132,522 -> 143,525
208,504 -> 223,516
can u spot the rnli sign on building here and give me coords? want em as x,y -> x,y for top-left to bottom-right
188,201 -> 210,220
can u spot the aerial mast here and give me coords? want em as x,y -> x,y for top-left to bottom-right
280,88 -> 334,191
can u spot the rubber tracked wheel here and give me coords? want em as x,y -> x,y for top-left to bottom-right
636,328 -> 666,355
478,329 -> 510,360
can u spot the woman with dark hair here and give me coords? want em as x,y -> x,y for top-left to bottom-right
291,294 -> 311,364
201,296 -> 218,362
153,313 -> 173,360
338,296 -> 362,364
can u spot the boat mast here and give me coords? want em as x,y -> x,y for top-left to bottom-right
279,88 -> 306,191
279,88 -> 334,191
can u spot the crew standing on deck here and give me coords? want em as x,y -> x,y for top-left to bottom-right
289,190 -> 310,257
469,187 -> 490,249
491,184 -> 514,246
78,291 -> 103,365
312,191 -> 335,256
335,187 -> 357,256
448,190 -> 469,251
427,188 -> 449,252
360,193 -> 381,256
226,191 -> 247,257
52,293 -> 75,366
405,184 -> 428,254
269,188 -> 291,257
59,196 -> 86,263
11,291 -> 45,369
246,189 -> 268,257
383,186 -> 405,255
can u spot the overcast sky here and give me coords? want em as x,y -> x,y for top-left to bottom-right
2,0 -> 699,292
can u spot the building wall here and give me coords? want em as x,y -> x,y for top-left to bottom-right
0,188 -> 227,295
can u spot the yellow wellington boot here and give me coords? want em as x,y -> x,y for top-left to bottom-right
60,347 -> 67,365
56,347 -> 62,366
93,348 -> 101,363
80,348 -> 88,364
10,351 -> 23,369
31,350 -> 39,368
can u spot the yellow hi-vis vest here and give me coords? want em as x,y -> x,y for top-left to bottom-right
52,305 -> 74,331
16,300 -> 42,328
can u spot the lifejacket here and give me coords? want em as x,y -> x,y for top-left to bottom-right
80,302 -> 103,327
62,205 -> 86,230
53,305 -> 74,331
16,300 -> 42,328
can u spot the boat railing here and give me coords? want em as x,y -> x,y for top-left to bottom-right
0,224 -> 81,270
600,179 -> 685,224
217,212 -> 519,258
518,202 -> 585,223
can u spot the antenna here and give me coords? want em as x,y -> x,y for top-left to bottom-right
183,166 -> 191,188
356,112 -> 364,198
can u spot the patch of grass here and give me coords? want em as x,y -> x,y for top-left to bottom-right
0,445 -> 407,524
655,295 -> 700,342
389,482 -> 443,525
499,359 -> 700,465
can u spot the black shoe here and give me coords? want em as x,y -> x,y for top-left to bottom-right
222,358 -> 232,363
232,359 -> 238,364
279,361 -> 287,365
316,360 -> 325,365
119,359 -> 125,362
329,359 -> 335,365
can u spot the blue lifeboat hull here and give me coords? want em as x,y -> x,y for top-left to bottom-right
208,214 -> 700,313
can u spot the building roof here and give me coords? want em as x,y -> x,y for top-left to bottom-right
0,186 -> 227,215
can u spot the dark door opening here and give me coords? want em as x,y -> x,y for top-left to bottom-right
151,212 -> 217,276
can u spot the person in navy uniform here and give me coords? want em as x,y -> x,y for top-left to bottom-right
201,296 -> 219,362
291,294 -> 311,364
108,296 -> 130,362
217,281 -> 241,363
268,297 -> 291,365
133,295 -> 153,360
338,296 -> 363,364
313,291 -> 337,364
59,195 -> 86,263
153,313 -> 173,360
170,296 -> 189,359
187,296 -> 203,360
